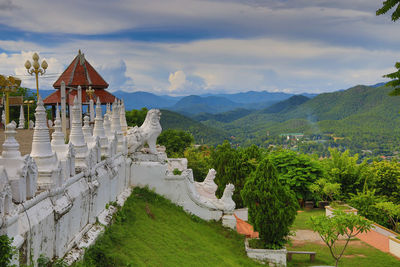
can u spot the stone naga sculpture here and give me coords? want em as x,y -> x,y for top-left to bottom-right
193,168 -> 236,212
195,168 -> 218,200
126,109 -> 162,154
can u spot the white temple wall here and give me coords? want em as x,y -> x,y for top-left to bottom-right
130,160 -> 223,221
1,153 -> 127,266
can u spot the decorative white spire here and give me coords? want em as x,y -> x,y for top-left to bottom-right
18,105 -> 25,129
69,96 -> 88,169
82,115 -> 92,140
30,95 -> 53,158
111,99 -> 122,135
120,99 -> 128,133
93,97 -> 105,137
106,102 -> 111,117
103,113 -> 111,138
51,104 -> 65,146
30,95 -> 59,188
2,122 -> 21,159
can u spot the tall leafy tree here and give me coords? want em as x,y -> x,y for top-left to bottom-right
268,149 -> 323,201
157,129 -> 194,157
241,158 -> 298,249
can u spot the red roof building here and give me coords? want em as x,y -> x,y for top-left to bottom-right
44,50 -> 116,106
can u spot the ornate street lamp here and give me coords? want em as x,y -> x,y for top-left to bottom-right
86,86 -> 94,100
0,75 -> 21,124
25,52 -> 48,97
24,99 -> 35,129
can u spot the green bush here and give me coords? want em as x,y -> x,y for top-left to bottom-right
370,160 -> 400,203
349,190 -> 389,228
241,158 -> 299,249
0,235 -> 15,267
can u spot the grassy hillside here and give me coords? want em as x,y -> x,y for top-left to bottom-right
160,109 -> 230,145
73,187 -> 261,267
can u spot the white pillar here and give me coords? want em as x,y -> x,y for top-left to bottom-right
77,85 -> 82,116
18,105 -> 25,129
120,99 -> 128,134
89,98 -> 95,122
61,81 -> 67,135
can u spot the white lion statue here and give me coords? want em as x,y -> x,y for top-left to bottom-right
127,109 -> 162,154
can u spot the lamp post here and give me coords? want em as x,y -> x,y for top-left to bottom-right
0,75 -> 21,124
86,86 -> 94,100
25,52 -> 48,98
24,100 -> 35,129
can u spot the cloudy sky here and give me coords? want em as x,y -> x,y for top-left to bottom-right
0,0 -> 398,95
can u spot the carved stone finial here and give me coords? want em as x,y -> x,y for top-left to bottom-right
30,95 -> 59,188
103,113 -> 111,138
31,95 -> 53,158
2,123 -> 20,159
51,103 -> 65,146
69,96 -> 89,170
93,97 -> 108,155
82,115 -> 92,140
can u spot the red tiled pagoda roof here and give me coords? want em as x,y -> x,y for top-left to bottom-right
43,88 -> 116,105
53,50 -> 109,89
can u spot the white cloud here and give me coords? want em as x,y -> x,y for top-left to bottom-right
168,70 -> 186,92
0,35 -> 396,95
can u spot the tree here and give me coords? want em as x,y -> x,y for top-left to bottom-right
210,141 -> 262,208
157,129 -> 194,157
377,0 -> 400,21
309,178 -> 341,203
184,145 -> 213,182
310,211 -> 372,267
370,160 -> 400,202
241,158 -> 299,249
125,108 -> 148,127
268,149 -> 324,201
323,148 -> 370,199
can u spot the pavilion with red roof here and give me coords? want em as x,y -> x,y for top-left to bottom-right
44,50 -> 117,116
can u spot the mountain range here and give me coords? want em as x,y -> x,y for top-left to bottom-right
38,89 -> 318,115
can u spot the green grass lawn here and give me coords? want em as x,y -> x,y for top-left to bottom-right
288,208 -> 400,267
291,209 -> 325,230
73,187 -> 261,267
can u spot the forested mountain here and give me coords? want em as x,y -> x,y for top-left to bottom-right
200,85 -> 400,155
160,109 -> 229,145
202,90 -> 295,103
168,95 -> 242,115
192,108 -> 253,123
113,91 -> 181,110
260,95 -> 310,114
